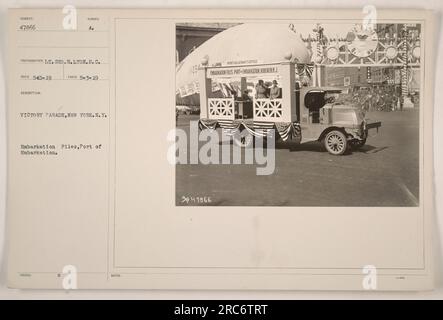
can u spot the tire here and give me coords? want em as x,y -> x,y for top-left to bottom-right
351,138 -> 366,150
233,130 -> 254,148
324,130 -> 348,155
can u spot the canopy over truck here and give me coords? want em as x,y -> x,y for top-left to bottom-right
176,23 -> 311,104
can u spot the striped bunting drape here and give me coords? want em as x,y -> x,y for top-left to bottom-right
198,119 -> 218,131
198,119 -> 301,142
275,122 -> 301,141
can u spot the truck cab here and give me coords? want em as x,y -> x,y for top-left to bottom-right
298,87 -> 381,154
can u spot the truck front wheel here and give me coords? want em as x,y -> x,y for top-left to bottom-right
324,130 -> 348,155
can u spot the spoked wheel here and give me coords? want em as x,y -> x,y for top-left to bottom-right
233,130 -> 254,148
324,130 -> 348,155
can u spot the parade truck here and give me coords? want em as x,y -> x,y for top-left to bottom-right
197,60 -> 381,155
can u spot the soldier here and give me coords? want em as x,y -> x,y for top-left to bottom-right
255,79 -> 268,99
269,80 -> 281,99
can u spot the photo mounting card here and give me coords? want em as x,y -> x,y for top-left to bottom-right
6,8 -> 435,290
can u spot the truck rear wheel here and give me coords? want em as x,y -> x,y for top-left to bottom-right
233,130 -> 254,148
324,130 -> 347,155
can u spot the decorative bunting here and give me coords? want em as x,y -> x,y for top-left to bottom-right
198,119 -> 301,141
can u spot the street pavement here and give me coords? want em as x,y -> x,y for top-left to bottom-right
175,109 -> 420,206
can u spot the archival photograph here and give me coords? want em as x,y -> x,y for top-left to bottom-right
174,21 -> 421,207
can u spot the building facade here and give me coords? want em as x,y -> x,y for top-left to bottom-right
176,23 -> 239,64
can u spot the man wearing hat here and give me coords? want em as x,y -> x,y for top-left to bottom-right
270,80 -> 281,99
255,79 -> 268,99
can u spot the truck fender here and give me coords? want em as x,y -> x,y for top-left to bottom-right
318,127 -> 346,142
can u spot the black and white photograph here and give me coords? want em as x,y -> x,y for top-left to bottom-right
175,21 -> 421,207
